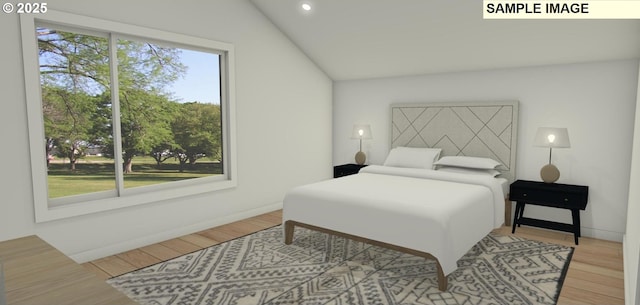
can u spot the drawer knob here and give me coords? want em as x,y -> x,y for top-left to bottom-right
523,193 -> 527,197
564,198 -> 569,202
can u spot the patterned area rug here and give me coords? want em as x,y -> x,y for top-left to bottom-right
108,225 -> 573,305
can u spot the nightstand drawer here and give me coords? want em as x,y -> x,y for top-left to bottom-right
333,164 -> 367,178
509,180 -> 588,210
510,189 -> 584,208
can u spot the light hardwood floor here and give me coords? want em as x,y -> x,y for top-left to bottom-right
83,210 -> 624,305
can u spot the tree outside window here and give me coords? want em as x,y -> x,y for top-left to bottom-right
38,27 -> 223,199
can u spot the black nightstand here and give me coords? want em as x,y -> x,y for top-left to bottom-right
510,180 -> 588,245
333,164 -> 367,178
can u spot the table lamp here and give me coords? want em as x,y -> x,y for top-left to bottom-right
534,127 -> 570,183
351,124 -> 372,165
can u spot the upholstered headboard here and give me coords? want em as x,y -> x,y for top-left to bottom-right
391,101 -> 519,181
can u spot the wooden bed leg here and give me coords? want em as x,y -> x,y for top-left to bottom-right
435,260 -> 448,291
283,220 -> 449,291
505,197 -> 512,227
284,220 -> 295,244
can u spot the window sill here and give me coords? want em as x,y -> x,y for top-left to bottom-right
36,177 -> 236,223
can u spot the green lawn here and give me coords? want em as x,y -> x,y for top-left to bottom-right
47,156 -> 222,198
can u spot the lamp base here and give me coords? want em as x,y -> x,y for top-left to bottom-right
355,151 -> 366,165
540,164 -> 560,183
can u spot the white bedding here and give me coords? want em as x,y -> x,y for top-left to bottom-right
282,165 -> 506,276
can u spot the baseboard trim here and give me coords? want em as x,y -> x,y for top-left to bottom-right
70,202 -> 283,263
579,226 -> 624,242
624,234 -> 630,305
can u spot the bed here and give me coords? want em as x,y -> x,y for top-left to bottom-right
283,101 -> 518,291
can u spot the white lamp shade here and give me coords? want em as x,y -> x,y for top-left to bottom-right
534,127 -> 570,148
351,124 -> 372,139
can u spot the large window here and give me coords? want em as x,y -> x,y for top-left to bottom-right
21,11 -> 236,222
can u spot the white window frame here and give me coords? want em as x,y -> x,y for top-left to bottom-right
20,10 -> 237,222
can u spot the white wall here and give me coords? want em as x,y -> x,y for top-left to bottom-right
334,60 -> 638,241
624,62 -> 640,305
0,0 -> 332,261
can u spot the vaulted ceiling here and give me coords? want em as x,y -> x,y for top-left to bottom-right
250,0 -> 640,81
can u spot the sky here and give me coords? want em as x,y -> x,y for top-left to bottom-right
168,49 -> 221,105
38,27 -> 221,105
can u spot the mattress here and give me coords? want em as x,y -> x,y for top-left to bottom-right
282,165 -> 506,276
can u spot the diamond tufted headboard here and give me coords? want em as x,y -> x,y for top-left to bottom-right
391,101 -> 519,182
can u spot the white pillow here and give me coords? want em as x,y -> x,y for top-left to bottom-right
433,156 -> 501,170
383,147 -> 442,169
436,166 -> 501,177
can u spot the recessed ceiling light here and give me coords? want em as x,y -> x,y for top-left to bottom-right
301,3 -> 311,11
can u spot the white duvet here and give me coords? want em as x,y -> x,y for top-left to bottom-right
282,165 -> 505,275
